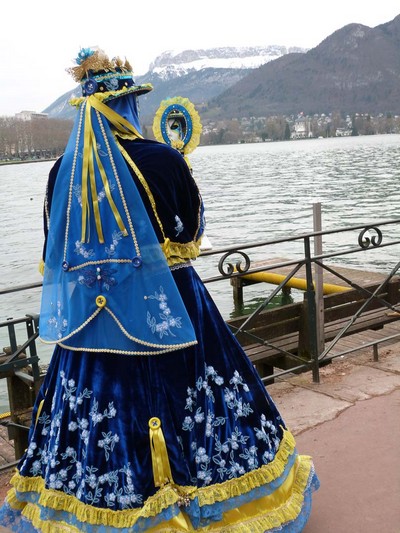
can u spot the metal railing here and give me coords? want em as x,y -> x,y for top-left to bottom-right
199,215 -> 400,383
1,216 -> 400,387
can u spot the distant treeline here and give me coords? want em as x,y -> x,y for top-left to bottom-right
2,112 -> 400,162
0,116 -> 73,161
199,112 -> 400,145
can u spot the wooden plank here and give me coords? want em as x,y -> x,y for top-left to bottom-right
229,261 -> 400,378
228,302 -> 303,329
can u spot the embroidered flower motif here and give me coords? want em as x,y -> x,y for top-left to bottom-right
47,301 -> 68,340
104,78 -> 119,91
105,230 -> 123,257
89,399 -> 117,426
182,416 -> 194,431
239,445 -> 259,470
98,432 -> 120,461
78,266 -> 117,291
194,407 -> 205,424
229,370 -> 249,392
174,215 -> 184,236
179,364 -> 282,485
73,184 -> 82,206
74,240 -> 94,259
73,183 -> 115,207
146,286 -> 183,338
184,387 -> 197,412
96,142 -> 108,158
21,370 -> 143,509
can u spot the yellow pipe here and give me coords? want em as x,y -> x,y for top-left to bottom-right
242,272 -> 350,295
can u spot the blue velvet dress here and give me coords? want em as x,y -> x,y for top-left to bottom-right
0,138 -> 319,532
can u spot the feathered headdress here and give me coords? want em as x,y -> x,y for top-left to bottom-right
67,47 -> 152,100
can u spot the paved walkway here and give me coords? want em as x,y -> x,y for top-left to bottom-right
268,344 -> 400,533
0,342 -> 399,531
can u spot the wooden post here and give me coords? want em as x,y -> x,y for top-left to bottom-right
254,361 -> 274,383
6,373 -> 34,459
313,203 -> 325,355
231,277 -> 244,309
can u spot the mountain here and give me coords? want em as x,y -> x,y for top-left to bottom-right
149,45 -> 305,77
43,45 -> 306,122
43,14 -> 400,124
209,14 -> 400,118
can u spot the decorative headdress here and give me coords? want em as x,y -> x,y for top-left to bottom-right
67,47 -> 153,100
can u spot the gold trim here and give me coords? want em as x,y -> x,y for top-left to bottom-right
152,97 -> 202,156
8,430 -> 304,530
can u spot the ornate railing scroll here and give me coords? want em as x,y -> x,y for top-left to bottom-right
218,250 -> 251,276
358,226 -> 383,249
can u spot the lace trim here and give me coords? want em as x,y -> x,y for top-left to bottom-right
7,430 -> 299,530
170,261 -> 192,271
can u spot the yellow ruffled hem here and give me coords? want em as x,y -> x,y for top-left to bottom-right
7,430 -> 304,531
7,455 -> 313,532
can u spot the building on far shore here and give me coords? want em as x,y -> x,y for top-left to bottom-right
14,110 -> 48,121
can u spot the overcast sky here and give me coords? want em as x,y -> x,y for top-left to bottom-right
1,0 -> 399,116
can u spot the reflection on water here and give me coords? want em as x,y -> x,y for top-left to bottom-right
1,135 -> 400,409
229,291 -> 295,320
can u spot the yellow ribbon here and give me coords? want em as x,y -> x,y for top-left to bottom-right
34,398 -> 45,431
80,95 -> 143,243
88,96 -> 144,140
148,417 -> 174,487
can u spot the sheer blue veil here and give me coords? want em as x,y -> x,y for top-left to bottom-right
39,94 -> 197,355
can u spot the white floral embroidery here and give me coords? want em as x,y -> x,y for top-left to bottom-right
74,240 -> 94,259
20,370 -> 143,509
105,230 -> 123,257
181,364 -> 280,485
47,301 -> 68,340
174,215 -> 184,236
73,180 -> 114,207
104,78 -> 119,91
146,286 -> 183,338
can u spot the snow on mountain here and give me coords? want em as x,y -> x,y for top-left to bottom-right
149,46 -> 307,80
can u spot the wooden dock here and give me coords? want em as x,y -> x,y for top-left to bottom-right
227,258 -> 400,378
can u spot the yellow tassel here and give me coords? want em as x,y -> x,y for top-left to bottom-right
148,417 -> 174,487
38,259 -> 45,276
162,238 -> 171,258
34,399 -> 45,431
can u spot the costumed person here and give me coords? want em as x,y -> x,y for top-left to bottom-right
0,47 -> 319,532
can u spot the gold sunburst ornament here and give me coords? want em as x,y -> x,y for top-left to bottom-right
152,97 -> 202,156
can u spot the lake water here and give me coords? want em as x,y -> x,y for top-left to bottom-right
1,134 -> 400,409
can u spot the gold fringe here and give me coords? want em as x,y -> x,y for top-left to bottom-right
165,239 -> 202,266
67,49 -> 130,84
152,96 -> 202,156
8,455 -> 313,532
38,259 -> 45,276
8,430 -> 301,530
